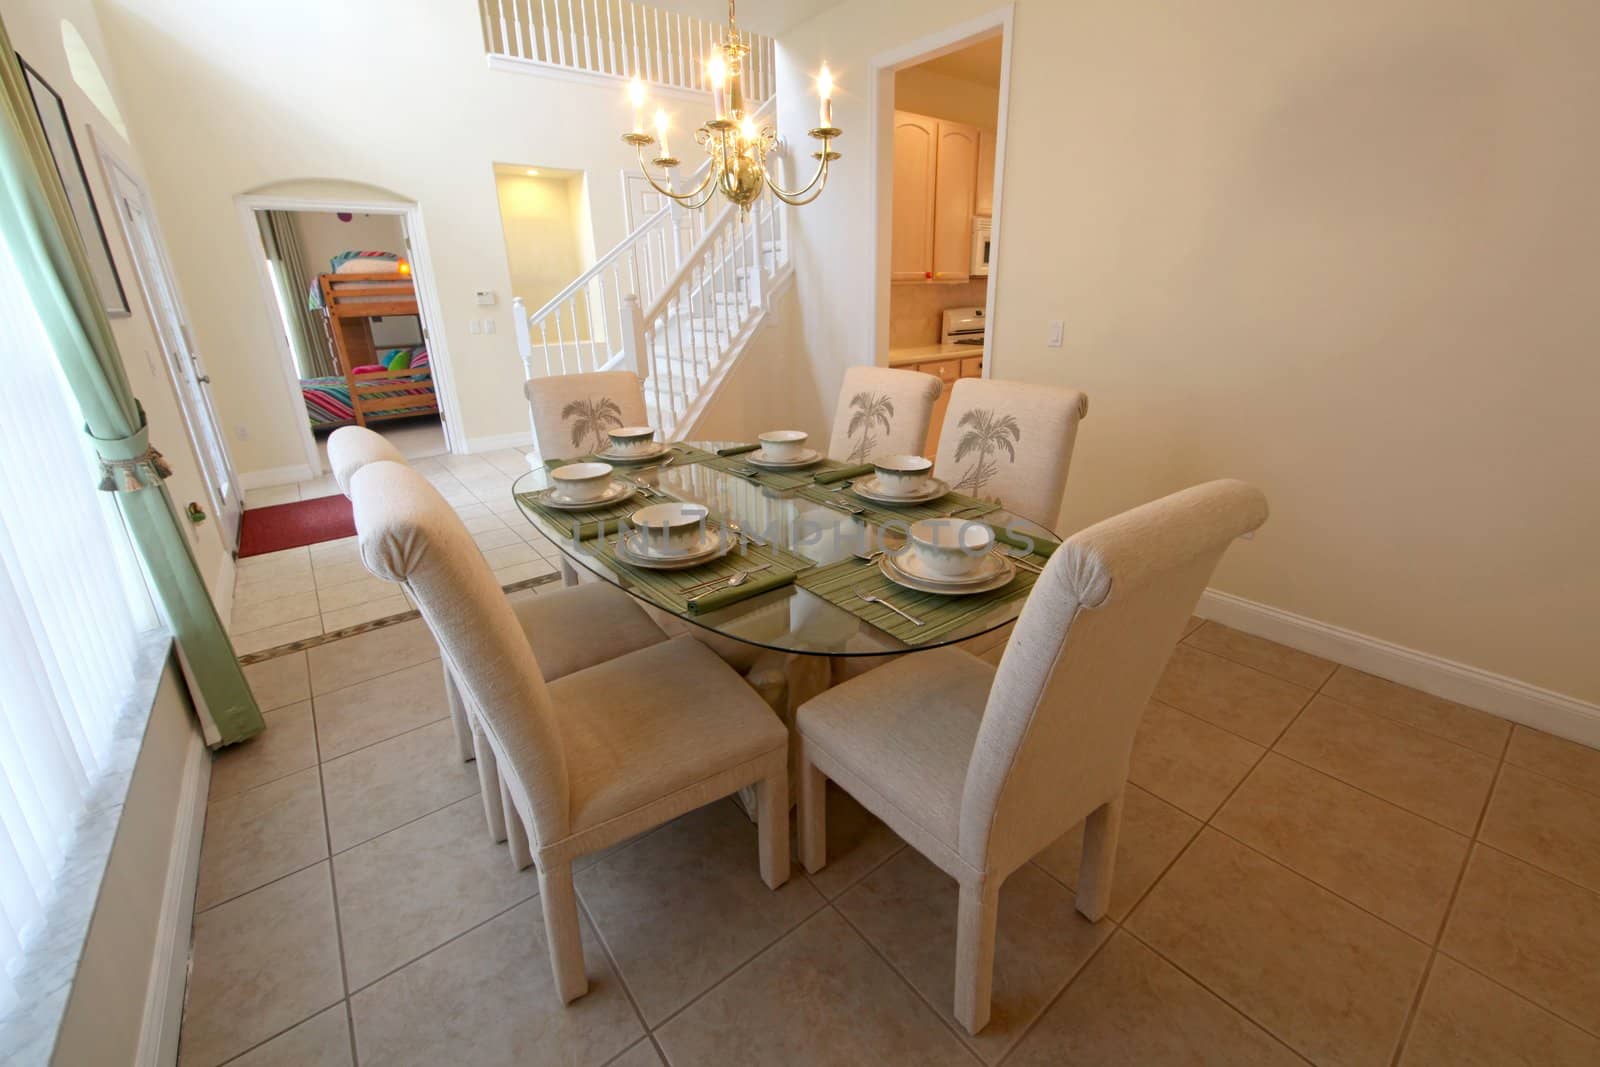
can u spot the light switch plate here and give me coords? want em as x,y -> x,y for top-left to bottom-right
469,319 -> 482,335
1047,320 -> 1064,347
484,318 -> 497,334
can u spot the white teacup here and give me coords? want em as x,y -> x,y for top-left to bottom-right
872,454 -> 933,496
907,518 -> 995,579
550,462 -> 614,504
607,425 -> 656,456
757,430 -> 809,462
629,501 -> 711,556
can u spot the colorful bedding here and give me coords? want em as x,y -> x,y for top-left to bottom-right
302,347 -> 434,426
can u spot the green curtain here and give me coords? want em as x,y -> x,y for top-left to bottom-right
0,19 -> 262,746
258,210 -> 337,378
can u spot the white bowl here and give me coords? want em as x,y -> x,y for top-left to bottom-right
607,425 -> 657,455
872,454 -> 933,496
758,429 -> 809,462
629,501 -> 711,555
907,518 -> 995,579
550,462 -> 614,504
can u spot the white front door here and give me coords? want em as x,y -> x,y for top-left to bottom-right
102,154 -> 242,548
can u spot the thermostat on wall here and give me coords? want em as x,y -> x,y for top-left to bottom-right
474,290 -> 497,306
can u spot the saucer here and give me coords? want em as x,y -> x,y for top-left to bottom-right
616,528 -> 735,570
746,448 -> 823,470
596,441 -> 671,463
537,481 -> 637,510
879,547 -> 1015,595
851,476 -> 951,505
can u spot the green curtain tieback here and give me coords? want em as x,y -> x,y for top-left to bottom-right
91,405 -> 173,493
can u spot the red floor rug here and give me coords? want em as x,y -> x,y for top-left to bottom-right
238,494 -> 357,557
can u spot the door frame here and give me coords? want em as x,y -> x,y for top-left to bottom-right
92,132 -> 243,548
235,193 -> 465,475
867,4 -> 1015,376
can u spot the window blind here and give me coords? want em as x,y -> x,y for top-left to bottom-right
0,237 -> 157,1011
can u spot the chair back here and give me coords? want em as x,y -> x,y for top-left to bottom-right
349,461 -> 570,844
959,479 -> 1268,874
826,366 -> 941,463
327,425 -> 405,497
932,379 -> 1088,525
525,371 -> 649,461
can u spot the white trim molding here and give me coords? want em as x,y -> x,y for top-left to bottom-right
238,464 -> 315,491
1197,589 -> 1600,749
135,727 -> 209,1067
463,431 -> 535,454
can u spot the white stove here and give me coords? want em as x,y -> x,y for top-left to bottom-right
941,306 -> 986,349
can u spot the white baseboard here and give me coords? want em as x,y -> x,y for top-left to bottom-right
463,431 -> 532,454
136,729 -> 209,1067
1197,589 -> 1600,749
238,464 -> 314,490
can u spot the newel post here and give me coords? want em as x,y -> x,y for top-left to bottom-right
512,296 -> 531,379
621,294 -> 649,379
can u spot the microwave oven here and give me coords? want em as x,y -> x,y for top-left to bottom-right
971,217 -> 992,276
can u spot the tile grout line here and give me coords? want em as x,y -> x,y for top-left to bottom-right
574,887 -> 657,1042
309,686 -> 364,1067
1386,723 -> 1514,1066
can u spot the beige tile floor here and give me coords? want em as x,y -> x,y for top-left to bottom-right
231,448 -> 552,654
187,614 -> 1600,1066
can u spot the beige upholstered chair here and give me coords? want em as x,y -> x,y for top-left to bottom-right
329,428 -> 670,773
826,366 -> 941,463
796,479 -> 1268,1033
351,461 -> 790,1003
525,369 -> 650,462
932,378 -> 1089,526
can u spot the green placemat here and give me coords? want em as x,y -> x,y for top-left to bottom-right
704,454 -> 871,492
542,443 -> 718,472
580,528 -> 816,614
796,549 -> 1045,646
794,483 -> 1002,527
516,487 -> 673,542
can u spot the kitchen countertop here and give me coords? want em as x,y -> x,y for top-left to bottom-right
888,344 -> 983,367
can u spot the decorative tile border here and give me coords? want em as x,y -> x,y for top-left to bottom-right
237,572 -> 563,665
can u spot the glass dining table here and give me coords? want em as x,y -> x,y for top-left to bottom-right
511,441 -> 1058,659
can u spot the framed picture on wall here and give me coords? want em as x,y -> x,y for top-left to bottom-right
17,56 -> 130,317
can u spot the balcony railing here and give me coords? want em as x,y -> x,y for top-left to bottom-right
480,0 -> 776,101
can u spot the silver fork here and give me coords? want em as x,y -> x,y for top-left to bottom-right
854,584 -> 924,627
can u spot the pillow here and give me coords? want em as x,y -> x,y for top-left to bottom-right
331,250 -> 400,274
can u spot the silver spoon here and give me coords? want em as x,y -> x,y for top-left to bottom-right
726,519 -> 768,547
854,585 -> 924,627
687,566 -> 769,598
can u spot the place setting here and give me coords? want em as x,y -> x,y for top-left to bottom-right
709,429 -> 875,490
516,458 -> 659,540
795,453 -> 1001,524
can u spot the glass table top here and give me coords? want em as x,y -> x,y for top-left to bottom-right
512,442 -> 1057,658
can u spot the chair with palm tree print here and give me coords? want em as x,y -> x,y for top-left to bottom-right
932,378 -> 1089,526
825,366 -> 942,464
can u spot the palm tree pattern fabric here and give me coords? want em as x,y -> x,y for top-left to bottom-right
562,395 -> 625,453
951,408 -> 1022,500
845,391 -> 895,463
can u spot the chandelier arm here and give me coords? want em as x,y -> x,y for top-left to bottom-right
635,148 -> 717,203
765,150 -> 831,204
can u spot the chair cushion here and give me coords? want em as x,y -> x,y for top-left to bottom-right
512,583 -> 668,681
548,636 -> 788,832
797,647 -> 995,850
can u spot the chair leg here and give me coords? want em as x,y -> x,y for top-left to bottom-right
442,662 -> 474,763
538,859 -> 589,1003
1076,793 -> 1124,922
502,777 -> 532,870
953,878 -> 1001,1035
472,729 -> 506,843
559,556 -> 579,587
797,747 -> 827,874
756,772 -> 790,889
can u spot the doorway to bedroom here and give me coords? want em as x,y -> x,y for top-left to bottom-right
250,205 -> 448,469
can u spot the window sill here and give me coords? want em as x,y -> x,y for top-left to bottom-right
0,628 -> 173,1064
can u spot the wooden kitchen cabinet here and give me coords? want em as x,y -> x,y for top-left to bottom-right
919,354 -> 984,457
891,112 -> 938,282
892,111 -> 979,282
975,127 -> 997,216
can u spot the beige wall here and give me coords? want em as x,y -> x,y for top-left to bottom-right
893,65 -> 999,128
495,171 -> 588,320
293,209 -> 405,279
779,0 -> 1600,704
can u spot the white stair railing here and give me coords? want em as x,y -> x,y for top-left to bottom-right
480,0 -> 776,102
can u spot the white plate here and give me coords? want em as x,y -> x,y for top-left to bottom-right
879,548 -> 1015,595
888,545 -> 1006,586
745,448 -> 823,470
596,441 -> 671,463
850,476 -> 951,505
616,528 -> 735,570
536,481 -> 637,510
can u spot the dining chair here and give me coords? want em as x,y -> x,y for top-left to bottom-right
825,365 -> 942,463
350,460 -> 791,1003
795,479 -> 1268,1033
931,378 -> 1089,526
328,427 -> 671,788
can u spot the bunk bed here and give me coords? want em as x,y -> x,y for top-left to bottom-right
302,264 -> 438,428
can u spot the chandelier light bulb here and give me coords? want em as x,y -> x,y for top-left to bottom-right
817,64 -> 833,127
655,109 -> 671,158
628,76 -> 647,133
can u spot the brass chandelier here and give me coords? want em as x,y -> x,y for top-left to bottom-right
621,0 -> 839,215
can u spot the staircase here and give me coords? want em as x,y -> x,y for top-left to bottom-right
512,99 -> 791,442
